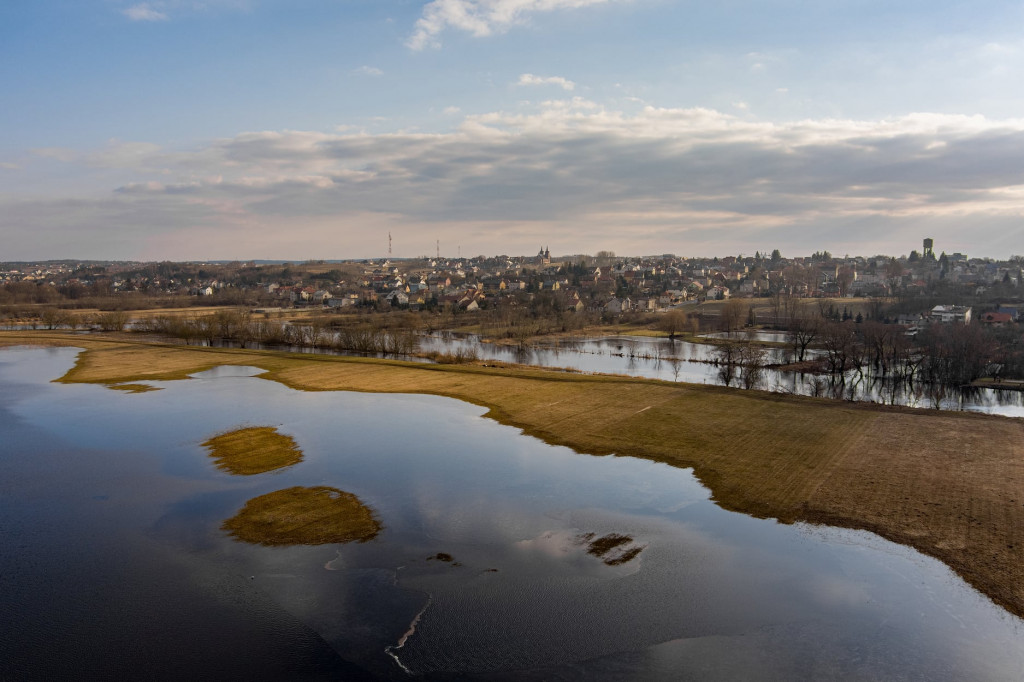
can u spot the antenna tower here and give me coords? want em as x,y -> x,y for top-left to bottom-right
436,239 -> 440,260
388,232 -> 392,256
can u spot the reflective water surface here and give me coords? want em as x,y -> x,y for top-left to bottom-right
418,333 -> 1024,417
1,346 -> 1022,680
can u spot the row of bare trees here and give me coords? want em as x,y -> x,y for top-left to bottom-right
138,311 -> 420,356
713,341 -> 769,390
2,308 -> 131,332
480,297 -> 601,347
708,309 -> 1017,398
791,316 -> 1018,388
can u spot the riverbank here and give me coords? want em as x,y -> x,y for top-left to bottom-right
3,329 -> 1023,620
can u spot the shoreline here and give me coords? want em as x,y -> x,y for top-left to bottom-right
3,329 -> 1023,621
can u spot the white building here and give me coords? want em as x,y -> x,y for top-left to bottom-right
929,305 -> 972,324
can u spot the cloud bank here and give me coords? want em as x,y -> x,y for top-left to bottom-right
5,102 -> 1024,259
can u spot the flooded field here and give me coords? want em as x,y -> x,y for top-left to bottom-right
2,346 -> 1023,680
420,332 -> 1024,416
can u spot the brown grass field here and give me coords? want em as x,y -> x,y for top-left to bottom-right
222,486 -> 382,546
3,330 -> 1024,619
203,426 -> 304,475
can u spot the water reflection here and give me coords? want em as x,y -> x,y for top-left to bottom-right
418,333 -> 1024,417
577,532 -> 646,566
2,346 -> 1023,681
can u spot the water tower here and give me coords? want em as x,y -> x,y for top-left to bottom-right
923,238 -> 934,259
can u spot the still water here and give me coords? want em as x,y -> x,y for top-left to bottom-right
419,333 -> 1024,417
1,346 -> 1023,680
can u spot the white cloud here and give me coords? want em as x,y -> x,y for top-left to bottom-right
407,0 -> 617,50
517,73 -> 576,90
353,65 -> 384,77
444,106 -> 462,114
123,3 -> 169,21
8,104 -> 1024,259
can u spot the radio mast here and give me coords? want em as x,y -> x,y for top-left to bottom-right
388,232 -> 392,257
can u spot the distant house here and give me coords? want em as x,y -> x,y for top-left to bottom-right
481,277 -> 507,292
386,291 -> 409,306
705,286 -> 730,301
980,312 -> 1013,327
327,293 -> 360,308
929,305 -> 972,324
604,297 -> 631,314
896,313 -> 926,326
436,295 -> 460,311
997,305 -> 1020,321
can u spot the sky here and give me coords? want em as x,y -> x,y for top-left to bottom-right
2,0 -> 1024,261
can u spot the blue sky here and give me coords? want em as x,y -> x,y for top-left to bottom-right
2,0 -> 1024,260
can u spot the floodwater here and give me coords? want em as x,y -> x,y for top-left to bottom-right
419,333 -> 1024,417
1,346 -> 1023,680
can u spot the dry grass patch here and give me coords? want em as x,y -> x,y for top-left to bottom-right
222,486 -> 382,546
57,343 -> 258,384
203,426 -> 303,475
107,383 -> 161,393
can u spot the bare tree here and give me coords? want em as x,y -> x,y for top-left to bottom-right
859,321 -> 892,375
668,356 -> 682,382
93,310 -> 129,332
738,344 -> 768,389
40,307 -> 72,330
768,290 -> 786,327
820,321 -> 858,375
714,341 -> 741,386
721,297 -> 745,334
788,310 -> 820,362
657,309 -> 689,340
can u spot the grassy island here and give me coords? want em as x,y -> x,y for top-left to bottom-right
203,426 -> 303,475
222,486 -> 382,546
3,330 -> 1024,620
